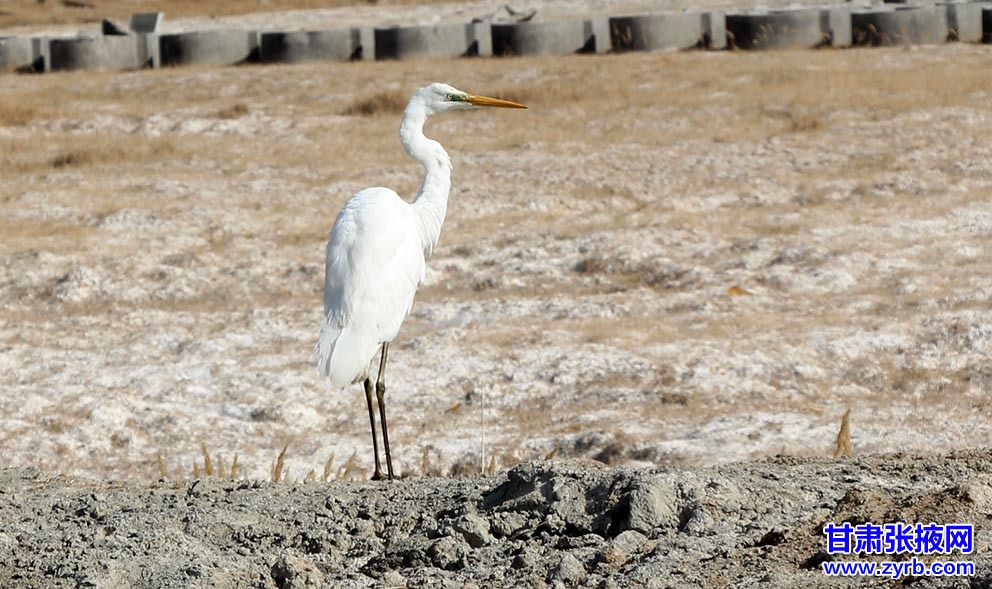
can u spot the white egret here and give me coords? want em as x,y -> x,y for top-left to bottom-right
314,83 -> 526,480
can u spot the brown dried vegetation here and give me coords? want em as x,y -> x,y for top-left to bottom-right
3,45 -> 991,479
340,89 -> 408,116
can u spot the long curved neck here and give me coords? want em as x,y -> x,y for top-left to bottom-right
400,99 -> 451,258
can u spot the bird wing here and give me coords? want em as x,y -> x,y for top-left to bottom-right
315,187 -> 426,388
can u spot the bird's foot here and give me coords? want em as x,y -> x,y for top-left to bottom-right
370,470 -> 386,481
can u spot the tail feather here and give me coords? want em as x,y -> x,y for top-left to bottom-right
314,315 -> 379,388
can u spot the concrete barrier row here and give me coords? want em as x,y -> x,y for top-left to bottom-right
2,2 -> 991,73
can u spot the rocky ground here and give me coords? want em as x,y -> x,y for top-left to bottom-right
2,451 -> 991,588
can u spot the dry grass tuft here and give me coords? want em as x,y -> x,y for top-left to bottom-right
340,90 -> 407,116
19,137 -> 178,173
574,256 -> 609,275
421,447 -> 435,475
156,453 -> 170,479
157,447 -> 240,480
214,102 -> 249,119
340,451 -> 358,480
155,447 -> 359,483
0,100 -> 41,127
322,454 -> 335,482
271,444 -> 288,483
788,112 -> 821,133
201,443 -> 214,476
834,409 -> 852,458
50,150 -> 93,169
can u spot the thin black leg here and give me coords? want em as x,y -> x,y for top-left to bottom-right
364,377 -> 384,480
376,343 -> 395,480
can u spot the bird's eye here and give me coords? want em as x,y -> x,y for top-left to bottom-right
446,93 -> 457,102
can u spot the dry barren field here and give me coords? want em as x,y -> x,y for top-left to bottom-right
2,45 -> 992,485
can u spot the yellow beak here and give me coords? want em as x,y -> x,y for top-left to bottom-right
465,94 -> 527,109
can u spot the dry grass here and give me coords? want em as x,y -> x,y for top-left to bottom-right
340,90 -> 408,116
156,446 -> 241,479
156,445 -> 366,482
213,102 -> 250,119
834,409 -> 852,458
4,46 -> 992,478
0,98 -> 42,126
1,133 -> 180,175
5,48 -> 987,186
270,444 -> 288,482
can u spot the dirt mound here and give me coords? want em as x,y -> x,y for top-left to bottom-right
3,451 -> 990,588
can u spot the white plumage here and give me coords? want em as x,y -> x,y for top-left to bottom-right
315,187 -> 425,388
312,82 -> 525,480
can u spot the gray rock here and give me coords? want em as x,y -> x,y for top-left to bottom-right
512,545 -> 541,570
958,479 -> 992,515
382,571 -> 406,587
490,511 -> 528,538
453,513 -> 492,548
427,535 -> 468,570
485,460 -> 619,536
549,552 -> 586,585
624,476 -> 679,534
270,553 -> 323,589
611,529 -> 648,556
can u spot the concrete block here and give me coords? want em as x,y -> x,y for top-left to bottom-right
584,17 -> 611,53
473,21 -> 493,56
941,2 -> 983,42
852,5 -> 949,46
820,6 -> 853,47
0,36 -> 34,71
985,5 -> 992,43
374,22 -> 490,60
247,31 -> 261,62
726,8 -> 825,50
49,35 -> 143,71
102,19 -> 128,36
31,37 -> 50,72
704,11 -> 727,49
492,19 -> 603,56
259,29 -> 357,63
138,33 -> 159,68
609,12 -> 707,52
356,26 -> 375,61
159,29 -> 258,67
129,12 -> 163,34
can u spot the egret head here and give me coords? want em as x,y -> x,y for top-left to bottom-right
414,82 -> 527,116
